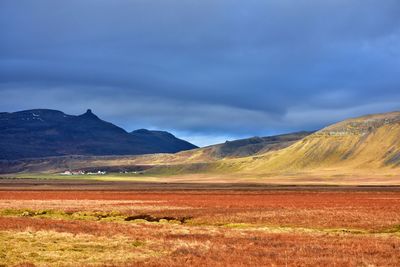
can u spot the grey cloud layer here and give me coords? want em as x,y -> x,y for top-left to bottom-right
1,0 -> 400,145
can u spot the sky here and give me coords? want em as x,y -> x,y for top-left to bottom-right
1,0 -> 400,146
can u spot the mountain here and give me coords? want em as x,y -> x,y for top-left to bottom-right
130,129 -> 197,153
237,111 -> 400,174
0,109 -> 197,160
141,111 -> 400,179
191,131 -> 313,159
1,110 -> 399,179
0,131 -> 312,173
144,131 -> 314,164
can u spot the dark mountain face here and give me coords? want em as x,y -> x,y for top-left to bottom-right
0,109 -> 197,160
130,129 -> 195,152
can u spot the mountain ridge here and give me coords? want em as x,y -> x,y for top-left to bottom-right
0,108 -> 197,160
234,111 -> 400,174
0,131 -> 313,173
1,110 -> 399,179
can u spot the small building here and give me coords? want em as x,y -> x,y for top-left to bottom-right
60,170 -> 72,175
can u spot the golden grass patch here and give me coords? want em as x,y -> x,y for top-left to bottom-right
0,230 -> 159,266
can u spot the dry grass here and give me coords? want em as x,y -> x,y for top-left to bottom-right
2,190 -> 400,230
0,230 -> 158,266
1,189 -> 400,266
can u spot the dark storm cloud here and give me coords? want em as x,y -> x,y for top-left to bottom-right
1,0 -> 400,146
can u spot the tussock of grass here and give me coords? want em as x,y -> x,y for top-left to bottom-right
0,230 -> 158,266
0,209 -> 126,222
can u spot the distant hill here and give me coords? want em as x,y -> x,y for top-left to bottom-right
2,111 -> 400,180
192,131 -> 313,159
130,129 -> 197,153
237,111 -> 400,173
0,109 -> 197,160
139,111 -> 400,179
0,131 -> 312,173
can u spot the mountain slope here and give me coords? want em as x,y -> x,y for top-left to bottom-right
239,111 -> 400,173
130,129 -> 196,153
0,109 -> 197,159
1,111 -> 399,179
143,111 -> 400,178
199,131 -> 312,159
0,131 -> 312,173
157,131 -> 314,164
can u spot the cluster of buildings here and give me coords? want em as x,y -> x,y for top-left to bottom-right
60,170 -> 107,176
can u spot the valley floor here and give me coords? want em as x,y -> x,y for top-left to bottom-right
0,181 -> 400,266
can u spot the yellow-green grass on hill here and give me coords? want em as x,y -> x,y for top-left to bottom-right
140,111 -> 400,182
237,112 -> 400,174
143,111 -> 400,182
1,111 -> 399,184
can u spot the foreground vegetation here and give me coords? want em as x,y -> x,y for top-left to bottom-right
1,189 -> 400,266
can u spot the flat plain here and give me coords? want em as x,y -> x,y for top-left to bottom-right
1,179 -> 400,266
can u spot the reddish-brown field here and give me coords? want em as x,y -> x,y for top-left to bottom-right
1,187 -> 400,266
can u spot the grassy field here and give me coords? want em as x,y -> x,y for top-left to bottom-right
1,172 -> 164,182
1,185 -> 400,266
3,171 -> 400,186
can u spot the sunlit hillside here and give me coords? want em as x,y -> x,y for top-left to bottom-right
1,111 -> 400,182
231,111 -> 400,176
